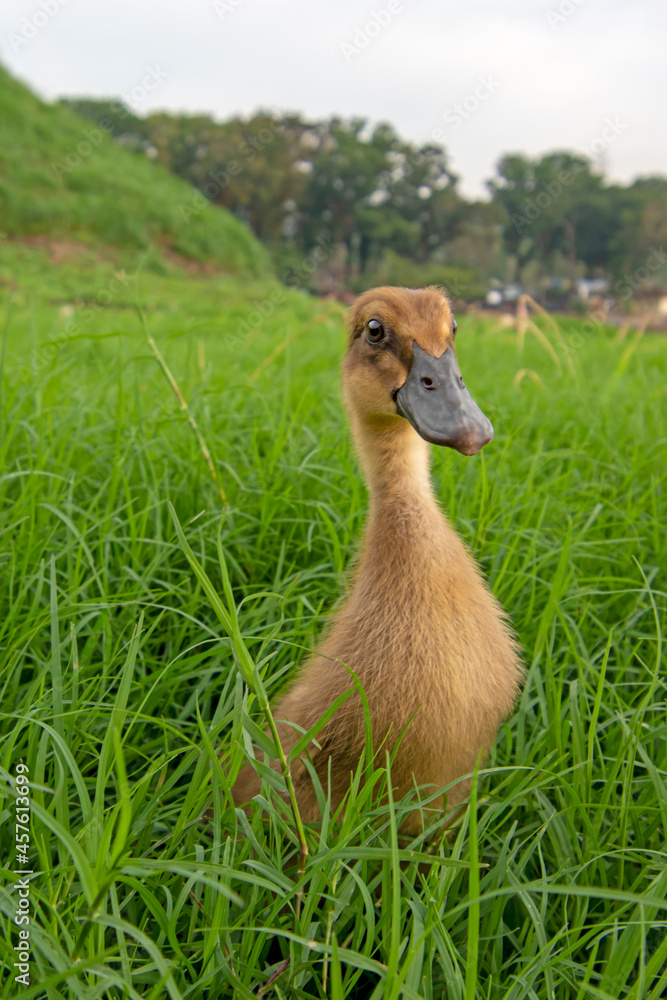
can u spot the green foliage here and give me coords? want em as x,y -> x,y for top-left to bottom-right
489,151 -> 667,283
0,65 -> 269,277
354,250 -> 487,302
60,100 -> 469,283
60,90 -> 667,293
0,251 -> 665,997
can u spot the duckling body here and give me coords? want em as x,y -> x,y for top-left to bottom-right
233,286 -> 522,830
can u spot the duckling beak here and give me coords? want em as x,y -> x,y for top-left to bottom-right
395,343 -> 494,455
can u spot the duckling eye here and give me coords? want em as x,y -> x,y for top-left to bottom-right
366,319 -> 385,344
452,318 -> 458,338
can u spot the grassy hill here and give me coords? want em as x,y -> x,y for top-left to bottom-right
0,64 -> 269,277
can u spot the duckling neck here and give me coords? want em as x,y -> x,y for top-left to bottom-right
351,416 -> 438,515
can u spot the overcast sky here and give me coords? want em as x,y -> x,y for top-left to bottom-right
1,0 -> 665,198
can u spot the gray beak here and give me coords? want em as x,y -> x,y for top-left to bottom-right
395,343 -> 494,456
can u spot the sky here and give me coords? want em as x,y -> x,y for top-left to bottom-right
1,0 -> 665,199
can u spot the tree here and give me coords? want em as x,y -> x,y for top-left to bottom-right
57,95 -> 667,295
489,151 -> 609,280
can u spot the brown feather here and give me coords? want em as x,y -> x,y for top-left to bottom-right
233,286 -> 523,831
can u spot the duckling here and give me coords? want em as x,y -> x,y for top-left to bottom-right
233,286 -> 522,832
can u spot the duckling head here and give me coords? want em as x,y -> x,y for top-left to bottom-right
343,285 -> 494,456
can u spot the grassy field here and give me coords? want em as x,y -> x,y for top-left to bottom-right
0,255 -> 665,999
0,66 -> 268,277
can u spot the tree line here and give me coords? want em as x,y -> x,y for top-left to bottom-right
61,99 -> 667,302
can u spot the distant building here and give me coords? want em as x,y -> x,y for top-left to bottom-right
577,278 -> 611,301
485,283 -> 522,308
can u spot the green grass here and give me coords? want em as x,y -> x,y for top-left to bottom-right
0,64 -> 268,277
0,256 -> 665,999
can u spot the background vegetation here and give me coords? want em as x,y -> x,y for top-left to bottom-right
0,66 -> 268,278
0,64 -> 665,998
61,95 -> 667,301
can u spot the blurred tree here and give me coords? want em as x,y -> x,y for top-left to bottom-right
606,177 -> 667,278
143,111 -> 308,244
488,151 -> 604,276
57,97 -> 667,296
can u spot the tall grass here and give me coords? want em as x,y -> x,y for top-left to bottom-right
0,265 -> 665,998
